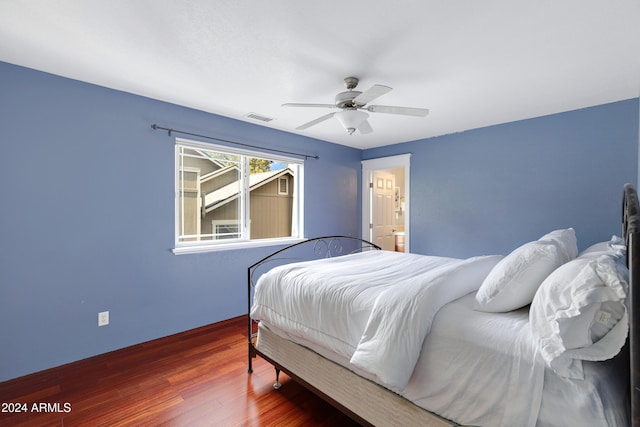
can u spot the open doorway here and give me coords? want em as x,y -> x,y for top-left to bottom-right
362,154 -> 411,252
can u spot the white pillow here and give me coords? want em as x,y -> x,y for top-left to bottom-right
538,228 -> 578,263
578,241 -> 611,256
578,235 -> 625,261
474,240 -> 564,312
530,256 -> 628,379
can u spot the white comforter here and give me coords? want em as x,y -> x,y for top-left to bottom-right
250,250 -> 502,390
405,293 -> 545,427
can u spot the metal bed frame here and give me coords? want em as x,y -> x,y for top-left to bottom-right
247,185 -> 640,426
623,183 -> 639,427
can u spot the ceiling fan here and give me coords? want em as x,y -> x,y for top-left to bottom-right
283,77 -> 429,135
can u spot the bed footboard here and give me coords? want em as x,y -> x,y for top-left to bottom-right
247,236 -> 380,373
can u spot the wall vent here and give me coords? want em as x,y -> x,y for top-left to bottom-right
245,112 -> 274,123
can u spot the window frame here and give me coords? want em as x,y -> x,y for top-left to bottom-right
173,138 -> 305,254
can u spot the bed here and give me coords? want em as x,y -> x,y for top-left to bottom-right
247,184 -> 640,427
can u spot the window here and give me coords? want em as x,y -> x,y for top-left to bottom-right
174,138 -> 304,253
278,177 -> 289,195
211,221 -> 240,240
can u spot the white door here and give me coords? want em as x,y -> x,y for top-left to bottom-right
372,171 -> 395,251
362,154 -> 411,253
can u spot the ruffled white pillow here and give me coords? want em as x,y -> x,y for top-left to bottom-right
577,235 -> 625,261
529,255 -> 628,379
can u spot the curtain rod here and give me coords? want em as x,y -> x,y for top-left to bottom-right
151,124 -> 320,160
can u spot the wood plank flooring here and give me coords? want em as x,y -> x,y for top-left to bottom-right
0,316 -> 360,426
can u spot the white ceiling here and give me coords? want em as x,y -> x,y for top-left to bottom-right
1,1 -> 639,149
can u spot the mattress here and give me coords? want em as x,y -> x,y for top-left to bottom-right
256,321 -> 452,427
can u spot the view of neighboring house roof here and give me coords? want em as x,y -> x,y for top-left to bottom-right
200,164 -> 237,183
204,168 -> 293,213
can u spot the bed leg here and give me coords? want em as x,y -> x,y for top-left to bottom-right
273,367 -> 282,390
248,341 -> 256,373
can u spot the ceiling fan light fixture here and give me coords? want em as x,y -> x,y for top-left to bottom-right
335,109 -> 369,135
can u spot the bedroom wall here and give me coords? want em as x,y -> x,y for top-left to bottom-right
364,98 -> 640,258
0,62 -> 362,382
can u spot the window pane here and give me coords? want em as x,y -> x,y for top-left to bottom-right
249,158 -> 295,239
178,147 -> 242,242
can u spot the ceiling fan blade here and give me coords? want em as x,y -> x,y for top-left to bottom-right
353,84 -> 392,106
358,119 -> 373,134
296,112 -> 336,130
366,105 -> 429,117
282,102 -> 336,108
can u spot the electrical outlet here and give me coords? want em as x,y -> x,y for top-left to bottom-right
98,311 -> 109,327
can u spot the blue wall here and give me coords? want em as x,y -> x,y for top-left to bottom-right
0,62 -> 362,381
1,60 -> 638,382
364,99 -> 639,258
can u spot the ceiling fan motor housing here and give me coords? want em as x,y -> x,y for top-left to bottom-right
335,90 -> 362,108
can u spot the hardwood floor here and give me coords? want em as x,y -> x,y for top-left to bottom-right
0,316 -> 360,426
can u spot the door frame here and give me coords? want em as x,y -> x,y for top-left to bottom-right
361,154 -> 411,252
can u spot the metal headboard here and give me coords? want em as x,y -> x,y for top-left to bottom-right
624,183 -> 640,427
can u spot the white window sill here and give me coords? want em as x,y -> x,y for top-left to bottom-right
172,237 -> 305,255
